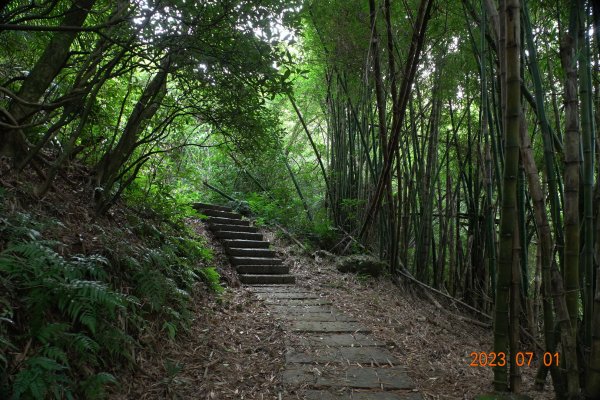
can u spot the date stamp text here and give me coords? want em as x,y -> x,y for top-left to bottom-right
468,352 -> 560,367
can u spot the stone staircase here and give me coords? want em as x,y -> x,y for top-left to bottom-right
194,203 -> 422,399
193,203 -> 295,285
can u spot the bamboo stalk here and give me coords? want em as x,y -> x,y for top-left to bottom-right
493,0 -> 520,390
559,7 -> 581,388
358,0 -> 433,239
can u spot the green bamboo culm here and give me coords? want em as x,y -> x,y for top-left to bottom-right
522,1 -> 564,258
577,0 -> 595,372
580,0 -> 600,396
559,0 -> 581,370
520,12 -> 564,388
588,271 -> 600,397
493,0 -> 520,391
480,0 -> 497,301
558,1 -> 582,397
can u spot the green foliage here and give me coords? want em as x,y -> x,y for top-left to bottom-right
0,207 -> 217,399
244,191 -> 339,248
246,192 -> 281,226
198,267 -> 222,293
0,234 -> 126,399
309,215 -> 338,249
339,198 -> 365,226
154,358 -> 185,393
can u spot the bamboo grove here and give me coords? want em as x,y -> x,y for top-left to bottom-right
297,0 -> 600,397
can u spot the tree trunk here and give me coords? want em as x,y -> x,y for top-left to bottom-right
519,115 -> 566,396
493,0 -> 520,391
559,5 -> 581,361
415,71 -> 441,282
0,0 -> 96,158
94,56 -> 170,210
577,0 -> 596,370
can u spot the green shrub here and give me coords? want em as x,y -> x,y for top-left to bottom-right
0,208 -> 217,399
0,237 -> 129,399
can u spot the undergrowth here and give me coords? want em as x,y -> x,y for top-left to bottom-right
244,192 -> 339,249
0,199 -> 220,399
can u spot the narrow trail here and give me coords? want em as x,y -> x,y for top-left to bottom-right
196,203 -> 422,399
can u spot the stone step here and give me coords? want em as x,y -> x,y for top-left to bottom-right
271,305 -> 334,313
246,286 -> 306,292
302,390 -> 422,400
226,248 -> 276,257
208,217 -> 250,226
283,366 -> 413,390
265,298 -> 332,306
255,292 -> 319,299
223,239 -> 270,249
286,321 -> 369,333
214,231 -> 263,240
276,313 -> 357,322
286,346 -> 394,363
231,256 -> 282,266
209,224 -> 258,233
291,333 -> 384,347
192,202 -> 233,212
195,203 -> 298,287
200,209 -> 242,220
239,274 -> 296,284
236,265 -> 290,274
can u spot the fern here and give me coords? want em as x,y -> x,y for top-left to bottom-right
66,332 -> 100,356
12,356 -> 69,400
1,199 -> 219,398
68,255 -> 109,281
162,321 -> 177,340
35,323 -> 70,344
199,267 -> 223,293
94,327 -> 135,363
0,239 -> 127,398
135,268 -> 168,311
80,372 -> 116,400
40,346 -> 69,365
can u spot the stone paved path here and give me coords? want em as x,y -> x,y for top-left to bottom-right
196,203 -> 421,398
249,285 -> 422,399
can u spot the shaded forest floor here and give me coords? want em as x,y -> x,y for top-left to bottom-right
114,221 -> 553,400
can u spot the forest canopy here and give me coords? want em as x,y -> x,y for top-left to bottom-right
0,0 -> 301,212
